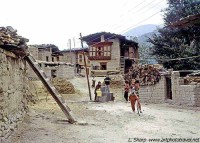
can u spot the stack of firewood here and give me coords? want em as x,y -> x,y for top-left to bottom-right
124,65 -> 162,86
0,26 -> 29,46
184,76 -> 200,84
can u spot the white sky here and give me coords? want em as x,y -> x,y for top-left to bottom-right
0,0 -> 167,50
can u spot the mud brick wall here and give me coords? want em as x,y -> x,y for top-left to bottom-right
0,48 -> 29,138
27,47 -> 39,80
38,48 -> 52,62
60,52 -> 76,64
139,76 -> 167,103
171,71 -> 200,106
28,46 -> 39,60
56,65 -> 75,79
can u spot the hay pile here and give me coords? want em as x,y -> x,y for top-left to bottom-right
52,78 -> 75,94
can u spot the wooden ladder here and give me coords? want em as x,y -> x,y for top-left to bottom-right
25,54 -> 76,124
120,56 -> 125,74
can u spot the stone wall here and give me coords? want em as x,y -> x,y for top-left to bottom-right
28,46 -> 39,59
139,76 -> 167,103
171,71 -> 200,106
0,48 -> 30,138
59,52 -> 76,64
56,65 -> 75,79
38,48 -> 52,62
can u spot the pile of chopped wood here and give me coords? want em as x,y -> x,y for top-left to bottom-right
52,78 -> 75,94
184,76 -> 200,84
0,26 -> 28,46
124,64 -> 162,86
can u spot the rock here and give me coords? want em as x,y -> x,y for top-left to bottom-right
0,114 -> 3,120
0,130 -> 3,137
0,26 -> 29,56
2,117 -> 8,122
0,87 -> 3,93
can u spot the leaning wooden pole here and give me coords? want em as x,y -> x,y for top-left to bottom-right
80,33 -> 92,101
25,55 -> 76,123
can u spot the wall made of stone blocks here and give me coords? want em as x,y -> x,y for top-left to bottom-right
0,48 -> 29,138
38,50 -> 52,62
59,52 -> 76,64
139,76 -> 167,103
171,71 -> 200,106
56,65 -> 75,79
28,46 -> 39,60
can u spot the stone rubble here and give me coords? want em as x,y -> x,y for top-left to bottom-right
0,26 -> 29,46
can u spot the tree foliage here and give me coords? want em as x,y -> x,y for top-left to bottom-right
149,0 -> 200,70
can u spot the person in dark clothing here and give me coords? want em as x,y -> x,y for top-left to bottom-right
104,75 -> 111,93
124,80 -> 130,101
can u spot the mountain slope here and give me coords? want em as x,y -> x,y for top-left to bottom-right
124,24 -> 159,37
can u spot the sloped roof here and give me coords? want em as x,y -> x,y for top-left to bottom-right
61,47 -> 89,52
169,13 -> 200,27
81,32 -> 138,47
30,44 -> 60,53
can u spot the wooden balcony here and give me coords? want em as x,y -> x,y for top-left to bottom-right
88,56 -> 111,60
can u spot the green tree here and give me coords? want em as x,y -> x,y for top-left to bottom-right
149,0 -> 200,70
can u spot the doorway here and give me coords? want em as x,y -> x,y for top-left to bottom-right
166,77 -> 172,99
100,62 -> 107,70
124,59 -> 132,73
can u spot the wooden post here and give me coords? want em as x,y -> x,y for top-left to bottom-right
68,39 -> 72,63
80,33 -> 92,101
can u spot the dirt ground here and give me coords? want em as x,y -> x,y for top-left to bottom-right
4,77 -> 200,143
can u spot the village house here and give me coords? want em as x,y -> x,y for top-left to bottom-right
28,44 -> 75,79
60,47 -> 90,74
82,32 -> 139,76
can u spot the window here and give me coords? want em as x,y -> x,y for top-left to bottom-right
46,56 -> 49,62
97,47 -> 103,56
52,57 -> 54,62
57,57 -> 59,62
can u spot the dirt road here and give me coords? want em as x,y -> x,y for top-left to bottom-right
5,77 -> 200,143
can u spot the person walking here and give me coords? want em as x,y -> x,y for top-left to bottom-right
129,80 -> 142,113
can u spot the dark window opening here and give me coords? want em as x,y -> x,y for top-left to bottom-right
100,63 -> 107,70
46,56 -> 49,62
124,59 -> 132,73
166,77 -> 172,100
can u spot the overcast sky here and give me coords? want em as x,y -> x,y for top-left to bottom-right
0,0 -> 167,49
